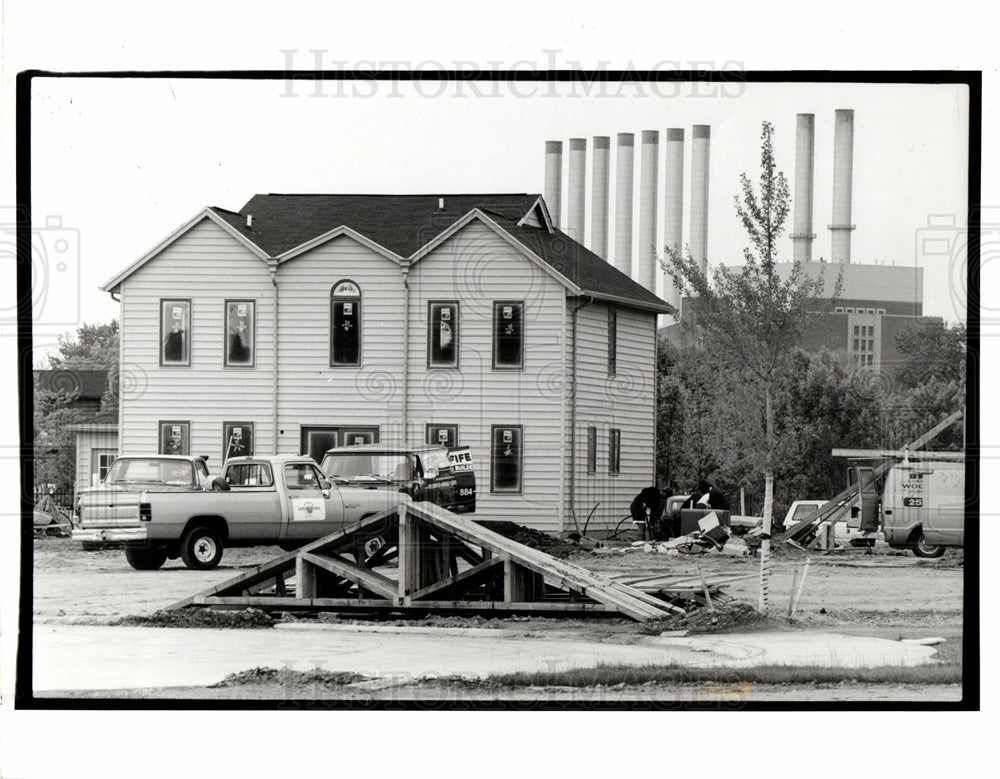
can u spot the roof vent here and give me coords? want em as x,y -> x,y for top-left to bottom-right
438,198 -> 445,210
246,214 -> 253,228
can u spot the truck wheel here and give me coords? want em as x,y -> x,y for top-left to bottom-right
180,526 -> 224,569
912,533 -> 945,559
125,546 -> 168,570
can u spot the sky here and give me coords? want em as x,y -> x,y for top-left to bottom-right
20,76 -> 969,361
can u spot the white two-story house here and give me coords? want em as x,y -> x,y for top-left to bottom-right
102,193 -> 671,533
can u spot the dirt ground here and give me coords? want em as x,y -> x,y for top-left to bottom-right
26,534 -> 967,702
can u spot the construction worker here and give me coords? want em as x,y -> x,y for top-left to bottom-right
630,485 -> 668,541
695,479 -> 731,512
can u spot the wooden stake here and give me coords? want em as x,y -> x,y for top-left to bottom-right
696,563 -> 714,612
790,558 -> 811,617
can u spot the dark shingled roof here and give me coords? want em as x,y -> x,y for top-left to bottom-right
211,194 -> 670,312
34,370 -> 108,399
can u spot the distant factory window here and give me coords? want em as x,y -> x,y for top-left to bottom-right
845,307 -> 855,314
835,307 -> 844,313
877,308 -> 886,315
160,300 -> 191,366
491,425 -> 523,493
330,281 -> 361,367
608,428 -> 621,475
867,308 -> 876,315
493,302 -> 524,369
427,302 -> 459,368
225,300 -> 255,367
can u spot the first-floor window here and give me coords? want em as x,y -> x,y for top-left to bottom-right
223,421 -> 254,460
159,421 -> 190,455
491,425 -> 523,493
426,424 -> 459,447
586,426 -> 597,474
608,427 -> 621,475
93,450 -> 116,483
225,300 -> 255,367
330,280 -> 362,366
160,300 -> 191,366
300,425 -> 380,463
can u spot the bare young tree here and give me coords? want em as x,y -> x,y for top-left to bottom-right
659,121 -> 840,607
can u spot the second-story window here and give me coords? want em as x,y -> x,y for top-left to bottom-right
428,302 -> 459,368
330,280 -> 361,367
493,301 -> 524,369
160,300 -> 191,366
225,300 -> 255,367
608,308 -> 617,376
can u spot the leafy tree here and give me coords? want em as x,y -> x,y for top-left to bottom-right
891,320 -> 966,390
659,121 -> 839,542
33,320 -> 119,497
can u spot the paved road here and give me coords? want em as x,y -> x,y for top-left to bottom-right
31,622 -> 937,693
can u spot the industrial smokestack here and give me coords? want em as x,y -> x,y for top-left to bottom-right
690,125 -> 711,276
663,128 -> 684,309
829,109 -> 856,263
637,130 -> 659,293
567,138 -> 587,244
544,140 -> 563,228
591,136 -> 610,259
791,113 -> 816,263
614,133 -> 635,276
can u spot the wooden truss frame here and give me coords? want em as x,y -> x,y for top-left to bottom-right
169,501 -> 684,622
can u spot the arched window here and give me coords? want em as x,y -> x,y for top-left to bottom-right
330,280 -> 361,366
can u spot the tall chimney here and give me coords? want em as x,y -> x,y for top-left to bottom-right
829,109 -> 855,263
614,133 -> 635,276
690,125 -> 711,276
544,140 -> 563,228
567,138 -> 587,244
663,128 -> 684,309
637,130 -> 659,292
791,113 -> 816,263
591,136 -> 610,259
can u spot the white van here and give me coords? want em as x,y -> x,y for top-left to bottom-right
881,460 -> 965,558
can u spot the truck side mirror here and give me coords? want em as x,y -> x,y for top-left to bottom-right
319,478 -> 332,491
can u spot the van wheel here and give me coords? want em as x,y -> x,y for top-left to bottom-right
912,532 -> 945,559
125,546 -> 168,570
180,526 -> 224,569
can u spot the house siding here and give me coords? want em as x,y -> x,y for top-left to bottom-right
274,235 -> 406,451
408,221 -> 567,531
73,428 -> 118,500
119,217 -> 276,465
565,301 -> 657,531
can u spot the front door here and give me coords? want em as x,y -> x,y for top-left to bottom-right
281,461 -> 346,541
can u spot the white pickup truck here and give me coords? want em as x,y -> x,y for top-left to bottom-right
73,455 -> 405,570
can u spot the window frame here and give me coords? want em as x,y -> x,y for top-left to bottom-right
222,421 -> 255,461
158,420 -> 191,455
330,280 -> 362,368
608,308 -> 617,376
427,301 -> 460,369
586,426 -> 597,474
492,301 -> 525,370
608,427 -> 621,475
490,424 -> 524,494
426,423 -> 459,447
224,299 -> 256,368
159,299 -> 192,367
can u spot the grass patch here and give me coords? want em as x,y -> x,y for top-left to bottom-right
479,662 -> 962,688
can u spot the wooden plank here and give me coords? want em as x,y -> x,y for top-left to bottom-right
191,596 -> 618,614
300,551 -> 398,602
504,559 -> 544,602
406,557 -> 504,602
296,554 -> 317,599
397,505 -> 421,597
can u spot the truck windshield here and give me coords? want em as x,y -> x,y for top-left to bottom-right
105,458 -> 194,485
320,453 -> 412,483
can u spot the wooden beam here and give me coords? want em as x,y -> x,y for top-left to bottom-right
407,557 -> 504,603
191,596 -> 618,614
300,551 -> 398,602
832,448 -> 964,460
296,555 -> 317,599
